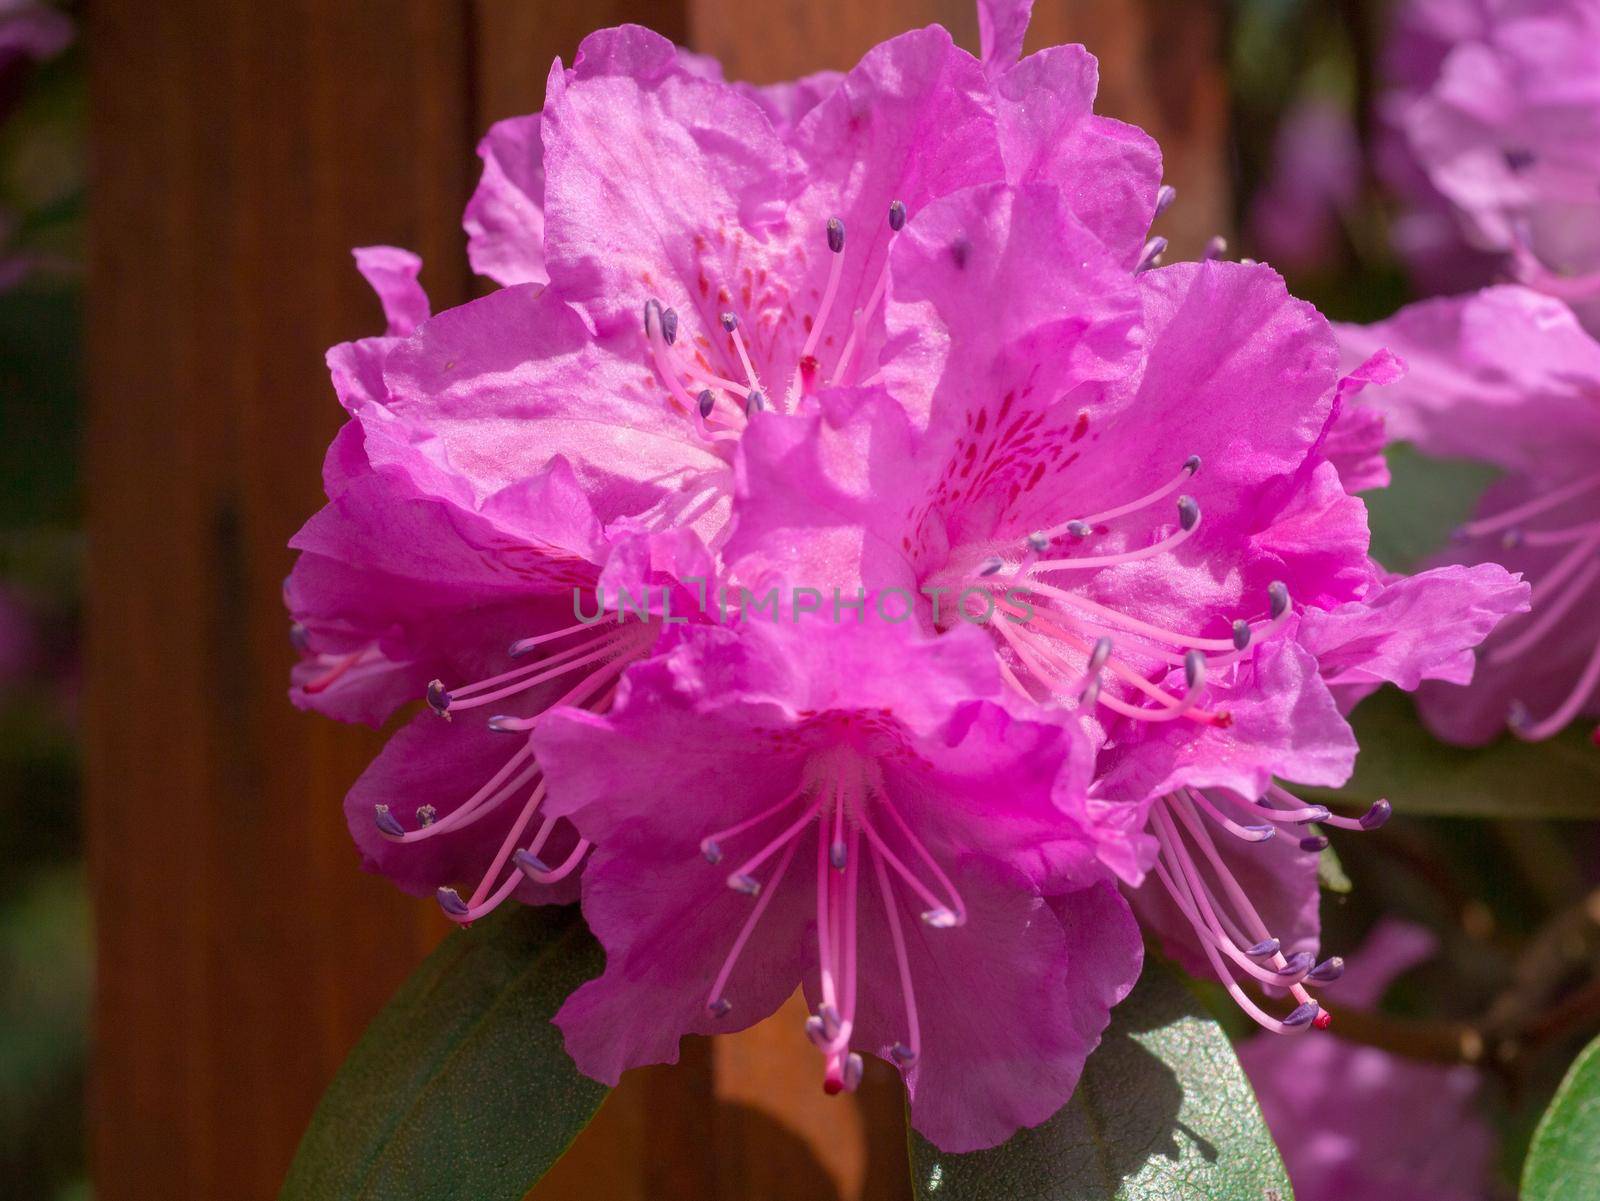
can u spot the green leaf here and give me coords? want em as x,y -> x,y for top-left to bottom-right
1522,1034 -> 1600,1201
1316,840 -> 1352,895
909,959 -> 1293,1200
280,904 -> 607,1201
1306,688 -> 1600,819
1364,444 -> 1497,575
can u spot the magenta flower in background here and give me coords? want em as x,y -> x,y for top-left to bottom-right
0,0 -> 70,78
731,179 -> 1526,1034
1239,921 -> 1496,1201
1247,96 -> 1362,274
1379,0 -> 1600,329
1341,285 -> 1600,746
533,613 -> 1143,1152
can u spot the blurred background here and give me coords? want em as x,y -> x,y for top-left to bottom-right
0,0 -> 1595,1198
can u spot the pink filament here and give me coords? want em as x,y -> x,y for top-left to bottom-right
1460,472 -> 1600,538
1489,558 -> 1600,664
872,844 -> 922,1063
1036,460 -> 1196,536
1512,628 -> 1600,740
707,837 -> 800,1011
1029,519 -> 1198,573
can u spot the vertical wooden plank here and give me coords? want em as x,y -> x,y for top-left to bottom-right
86,3 -> 472,1197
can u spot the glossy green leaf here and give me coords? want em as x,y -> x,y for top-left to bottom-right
1307,688 -> 1600,819
280,904 -> 606,1201
909,959 -> 1293,1201
1522,1034 -> 1600,1201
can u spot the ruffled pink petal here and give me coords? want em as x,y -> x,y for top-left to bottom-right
977,0 -> 1034,73
539,25 -> 799,338
1338,287 -> 1600,475
554,826 -> 813,1084
375,283 -> 726,527
464,115 -> 547,287
841,868 -> 1141,1153
991,44 -> 1163,264
1299,562 -> 1529,711
1102,635 -> 1359,805
351,246 -> 430,337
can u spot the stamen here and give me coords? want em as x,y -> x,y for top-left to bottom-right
832,202 -> 906,388
706,837 -> 801,1020
725,798 -> 824,895
1307,956 -> 1345,984
1321,799 -> 1392,832
426,679 -> 451,715
1035,455 -> 1200,538
508,617 -> 613,658
1458,472 -> 1600,539
700,785 -> 807,863
1162,798 -> 1323,1016
1154,184 -> 1177,217
1187,788 -> 1275,842
1028,497 -> 1200,571
516,837 -> 591,884
374,748 -> 538,843
1256,787 -> 1332,825
872,845 -> 921,1071
720,311 -> 767,402
870,791 -> 968,927
1150,816 -> 1318,1025
1489,558 -> 1599,664
1508,629 -> 1600,741
1204,235 -> 1228,261
1136,236 -> 1168,274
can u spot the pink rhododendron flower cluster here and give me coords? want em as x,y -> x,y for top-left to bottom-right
1342,287 -> 1600,746
287,0 -> 1528,1152
1378,0 -> 1600,329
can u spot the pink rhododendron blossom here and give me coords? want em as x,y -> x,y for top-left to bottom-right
731,180 -> 1526,1033
287,9 -> 1167,942
533,614 -> 1143,1152
1379,0 -> 1600,330
285,0 -> 1539,1151
1341,285 -> 1600,745
1239,921 -> 1496,1201
287,250 -> 695,918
